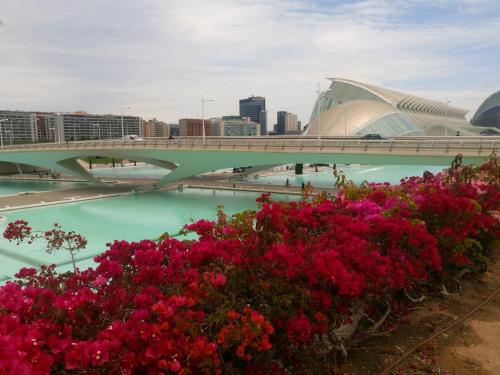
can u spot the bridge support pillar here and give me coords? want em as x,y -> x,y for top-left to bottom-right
295,163 -> 303,175
55,158 -> 108,186
15,163 -> 23,175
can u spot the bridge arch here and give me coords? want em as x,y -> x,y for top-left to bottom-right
0,138 -> 495,188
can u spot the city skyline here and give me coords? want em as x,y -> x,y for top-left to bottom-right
1,0 -> 500,124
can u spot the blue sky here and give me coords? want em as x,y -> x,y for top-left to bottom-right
1,0 -> 499,125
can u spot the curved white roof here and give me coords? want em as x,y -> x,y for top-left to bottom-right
307,78 -> 470,136
328,78 -> 469,118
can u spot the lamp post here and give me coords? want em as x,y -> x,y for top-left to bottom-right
201,94 -> 214,145
120,105 -> 131,139
5,130 -> 11,145
0,118 -> 7,148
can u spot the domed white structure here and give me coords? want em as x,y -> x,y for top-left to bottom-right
305,78 -> 473,137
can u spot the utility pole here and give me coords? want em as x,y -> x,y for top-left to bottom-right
201,94 -> 214,145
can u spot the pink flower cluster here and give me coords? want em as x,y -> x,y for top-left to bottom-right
0,159 -> 498,373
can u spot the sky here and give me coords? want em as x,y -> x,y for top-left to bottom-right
1,0 -> 500,126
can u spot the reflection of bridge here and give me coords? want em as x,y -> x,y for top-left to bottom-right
0,136 -> 497,187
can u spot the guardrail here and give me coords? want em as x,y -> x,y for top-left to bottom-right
0,136 -> 498,156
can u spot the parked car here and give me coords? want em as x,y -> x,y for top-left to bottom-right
360,134 -> 386,140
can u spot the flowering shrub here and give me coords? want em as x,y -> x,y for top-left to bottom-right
4,221 -> 87,273
0,158 -> 499,374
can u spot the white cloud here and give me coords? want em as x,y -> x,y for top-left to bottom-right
0,0 -> 499,124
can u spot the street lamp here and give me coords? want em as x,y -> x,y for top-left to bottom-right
201,94 -> 214,145
0,118 -> 7,148
120,105 -> 131,139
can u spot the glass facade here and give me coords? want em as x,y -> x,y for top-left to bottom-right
472,91 -> 500,129
472,105 -> 500,129
356,113 -> 424,137
239,96 -> 266,134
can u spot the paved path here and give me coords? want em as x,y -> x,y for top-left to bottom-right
179,176 -> 340,196
0,183 -> 138,211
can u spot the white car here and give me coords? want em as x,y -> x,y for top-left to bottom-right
123,134 -> 144,141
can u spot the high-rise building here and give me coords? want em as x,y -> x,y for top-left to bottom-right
259,110 -> 268,136
285,112 -> 299,134
179,118 -> 214,137
143,118 -> 170,138
169,124 -> 180,137
276,111 -> 287,135
239,96 -> 266,134
276,111 -> 299,135
211,116 -> 260,136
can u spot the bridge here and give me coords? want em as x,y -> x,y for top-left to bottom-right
0,136 -> 497,187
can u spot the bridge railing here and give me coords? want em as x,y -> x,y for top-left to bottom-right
0,136 -> 498,155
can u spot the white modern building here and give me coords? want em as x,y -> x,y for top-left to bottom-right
55,112 -> 143,141
305,78 -> 481,137
1,110 -> 144,143
0,110 -> 39,144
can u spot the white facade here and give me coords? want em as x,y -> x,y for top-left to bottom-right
306,78 -> 470,137
0,110 -> 38,144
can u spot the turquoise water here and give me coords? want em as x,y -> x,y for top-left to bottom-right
89,165 -> 170,179
0,189 -> 294,281
0,180 -> 89,196
0,164 -> 449,281
245,165 -> 447,187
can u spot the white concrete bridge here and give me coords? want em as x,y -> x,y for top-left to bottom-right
0,136 -> 497,187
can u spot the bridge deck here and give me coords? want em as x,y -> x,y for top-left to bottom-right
0,136 -> 498,157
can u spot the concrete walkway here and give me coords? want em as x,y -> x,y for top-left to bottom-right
179,176 -> 340,196
0,184 -> 138,212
